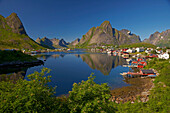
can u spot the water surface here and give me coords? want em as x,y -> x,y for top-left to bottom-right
25,52 -> 130,96
0,51 -> 131,96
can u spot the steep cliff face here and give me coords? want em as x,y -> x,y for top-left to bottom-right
144,30 -> 170,47
117,29 -> 141,45
70,38 -> 80,46
0,13 -> 43,49
36,37 -> 54,49
89,21 -> 118,45
5,13 -> 27,35
76,21 -> 141,47
50,38 -> 60,48
36,37 -> 69,48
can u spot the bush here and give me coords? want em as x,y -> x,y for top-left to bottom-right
0,68 -> 66,112
68,74 -> 116,112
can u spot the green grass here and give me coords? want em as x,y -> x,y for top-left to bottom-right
119,42 -> 156,48
0,29 -> 44,50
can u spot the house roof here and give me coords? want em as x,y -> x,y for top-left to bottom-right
141,69 -> 154,74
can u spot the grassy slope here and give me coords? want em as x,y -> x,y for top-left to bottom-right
0,15 -> 44,50
119,42 -> 156,48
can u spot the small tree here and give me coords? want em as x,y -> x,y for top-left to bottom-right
68,74 -> 116,113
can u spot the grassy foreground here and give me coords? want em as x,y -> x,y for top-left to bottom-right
0,59 -> 169,112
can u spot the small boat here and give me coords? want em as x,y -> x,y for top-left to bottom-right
147,75 -> 157,78
120,72 -> 128,76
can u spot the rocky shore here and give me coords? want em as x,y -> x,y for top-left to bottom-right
110,77 -> 154,103
0,60 -> 44,68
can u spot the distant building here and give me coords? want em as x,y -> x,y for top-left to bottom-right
156,49 -> 163,54
126,48 -> 136,53
158,53 -> 169,60
136,47 -> 144,52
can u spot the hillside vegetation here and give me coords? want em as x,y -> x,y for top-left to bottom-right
0,13 -> 44,50
119,42 -> 156,48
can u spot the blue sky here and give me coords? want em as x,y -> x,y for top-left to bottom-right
0,0 -> 170,42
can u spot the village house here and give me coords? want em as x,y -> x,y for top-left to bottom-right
158,53 -> 169,60
156,49 -> 163,54
136,47 -> 144,52
126,48 -> 136,53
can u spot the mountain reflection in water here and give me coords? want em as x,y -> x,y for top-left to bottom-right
1,52 -> 130,96
80,54 -> 126,75
36,53 -> 127,75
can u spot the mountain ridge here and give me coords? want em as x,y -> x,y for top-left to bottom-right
143,29 -> 170,47
36,37 -> 69,48
74,21 -> 141,48
0,13 -> 44,49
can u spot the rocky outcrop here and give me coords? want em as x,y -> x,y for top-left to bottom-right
6,13 -> 27,35
76,21 -> 141,47
59,39 -> 69,47
36,37 -> 54,49
117,29 -> 141,45
144,29 -> 170,47
36,37 -> 69,48
70,38 -> 80,46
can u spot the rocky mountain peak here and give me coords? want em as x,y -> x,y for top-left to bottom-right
6,12 -> 27,35
143,29 -> 170,47
99,21 -> 113,36
100,21 -> 111,27
120,29 -> 132,35
76,21 -> 141,47
70,38 -> 80,46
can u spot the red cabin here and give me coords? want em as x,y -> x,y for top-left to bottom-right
139,61 -> 147,66
122,49 -> 128,52
137,64 -> 144,68
137,58 -> 143,62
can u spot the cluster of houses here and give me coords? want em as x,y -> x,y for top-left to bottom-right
106,47 -> 170,60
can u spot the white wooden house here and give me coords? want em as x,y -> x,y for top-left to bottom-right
158,53 -> 169,60
136,47 -> 144,52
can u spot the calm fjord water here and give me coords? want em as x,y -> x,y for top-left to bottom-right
25,52 -> 130,96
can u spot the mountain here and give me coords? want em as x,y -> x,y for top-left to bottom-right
36,37 -> 69,48
143,29 -> 170,47
36,37 -> 54,49
75,21 -> 141,47
5,13 -> 27,35
0,13 -> 44,49
70,38 -> 80,46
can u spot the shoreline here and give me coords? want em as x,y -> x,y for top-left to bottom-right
110,77 -> 154,103
0,60 -> 44,68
